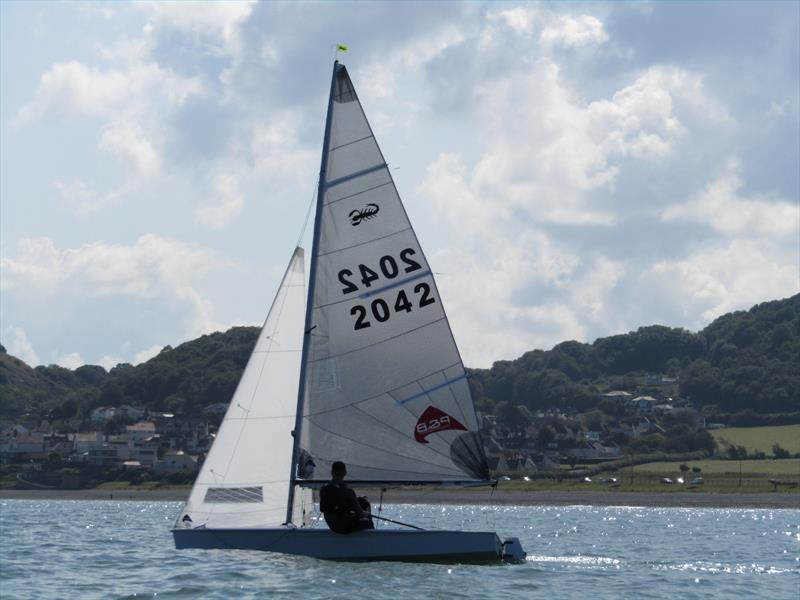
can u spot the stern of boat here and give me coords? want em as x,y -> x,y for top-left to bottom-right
500,536 -> 526,562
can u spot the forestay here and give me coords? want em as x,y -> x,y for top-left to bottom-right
297,64 -> 489,485
183,248 -> 312,528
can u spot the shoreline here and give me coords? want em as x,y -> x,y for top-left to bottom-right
1,488 -> 797,509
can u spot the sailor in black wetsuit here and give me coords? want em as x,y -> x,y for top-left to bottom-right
319,461 -> 374,534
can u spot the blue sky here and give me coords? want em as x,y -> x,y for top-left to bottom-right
1,1 -> 798,369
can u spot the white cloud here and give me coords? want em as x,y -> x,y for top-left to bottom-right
13,60 -> 200,125
423,62 -> 725,230
417,57 -> 735,363
4,326 -> 41,366
135,1 -> 256,57
56,352 -> 84,370
54,178 -> 134,215
471,59 -> 617,223
540,14 -> 609,49
483,6 -> 608,53
97,354 -> 124,370
134,344 -> 162,365
642,239 -> 800,324
661,159 -> 800,237
1,235 -> 227,339
249,115 -> 317,180
586,67 -> 700,162
12,58 -> 202,211
14,61 -> 132,124
493,6 -> 537,34
95,345 -> 160,369
356,24 -> 467,100
134,0 -> 256,102
258,39 -> 280,69
192,112 -> 317,229
174,286 -> 224,339
433,240 -> 628,367
194,171 -> 245,229
568,255 -> 626,321
418,154 -> 489,234
55,179 -> 110,214
423,61 -> 700,228
430,226 -> 594,367
99,119 -> 160,178
766,99 -> 793,118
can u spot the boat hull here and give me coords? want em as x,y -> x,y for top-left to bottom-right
172,527 -> 524,563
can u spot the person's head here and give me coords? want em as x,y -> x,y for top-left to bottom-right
331,461 -> 347,479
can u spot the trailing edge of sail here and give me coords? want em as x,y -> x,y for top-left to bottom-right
181,248 -> 312,528
296,63 -> 489,486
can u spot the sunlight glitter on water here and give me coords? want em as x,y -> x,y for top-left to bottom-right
1,501 -> 798,600
654,561 -> 796,575
526,555 -> 622,568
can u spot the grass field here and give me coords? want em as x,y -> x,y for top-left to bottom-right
493,458 -> 800,493
631,458 -> 800,476
711,424 -> 800,455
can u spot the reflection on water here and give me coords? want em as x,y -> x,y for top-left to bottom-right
0,501 -> 797,599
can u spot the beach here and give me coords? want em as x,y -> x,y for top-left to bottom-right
1,487 -> 797,509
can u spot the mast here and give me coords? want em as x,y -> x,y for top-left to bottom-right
285,60 -> 339,525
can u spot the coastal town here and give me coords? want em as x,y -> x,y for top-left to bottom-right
1,378 -> 741,490
1,404 -> 224,489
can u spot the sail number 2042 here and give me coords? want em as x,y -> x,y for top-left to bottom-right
337,248 -> 436,331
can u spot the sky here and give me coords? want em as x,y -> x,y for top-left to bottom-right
1,1 -> 798,370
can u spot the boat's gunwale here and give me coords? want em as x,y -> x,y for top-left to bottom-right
172,526 -> 510,563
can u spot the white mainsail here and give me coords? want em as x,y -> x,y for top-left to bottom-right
183,248 -> 311,528
296,63 -> 489,486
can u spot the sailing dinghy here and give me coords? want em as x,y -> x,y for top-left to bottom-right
173,61 -> 525,563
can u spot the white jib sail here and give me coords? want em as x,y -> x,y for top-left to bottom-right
298,64 -> 489,485
182,247 -> 311,528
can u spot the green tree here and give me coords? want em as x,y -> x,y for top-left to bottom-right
772,443 -> 791,459
582,410 -> 605,431
165,395 -> 188,416
495,401 -> 531,432
727,445 -> 748,460
536,426 -> 555,451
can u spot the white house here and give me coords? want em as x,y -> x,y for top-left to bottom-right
156,450 -> 197,474
630,396 -> 658,413
125,421 -> 156,442
71,432 -> 105,453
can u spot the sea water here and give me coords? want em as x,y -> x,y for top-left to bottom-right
0,500 -> 797,599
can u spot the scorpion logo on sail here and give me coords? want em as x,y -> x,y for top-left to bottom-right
349,203 -> 380,226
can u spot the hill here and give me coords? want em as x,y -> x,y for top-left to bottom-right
0,295 -> 798,424
0,328 -> 259,422
0,348 -> 108,420
469,294 -> 799,417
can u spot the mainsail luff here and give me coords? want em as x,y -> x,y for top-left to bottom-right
285,60 -> 340,525
296,61 -> 490,487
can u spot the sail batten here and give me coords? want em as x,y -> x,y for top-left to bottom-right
304,361 -> 464,417
325,163 -> 388,188
297,62 -> 489,485
306,417 -> 472,469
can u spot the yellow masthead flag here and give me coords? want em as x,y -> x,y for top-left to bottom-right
336,44 -> 348,53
